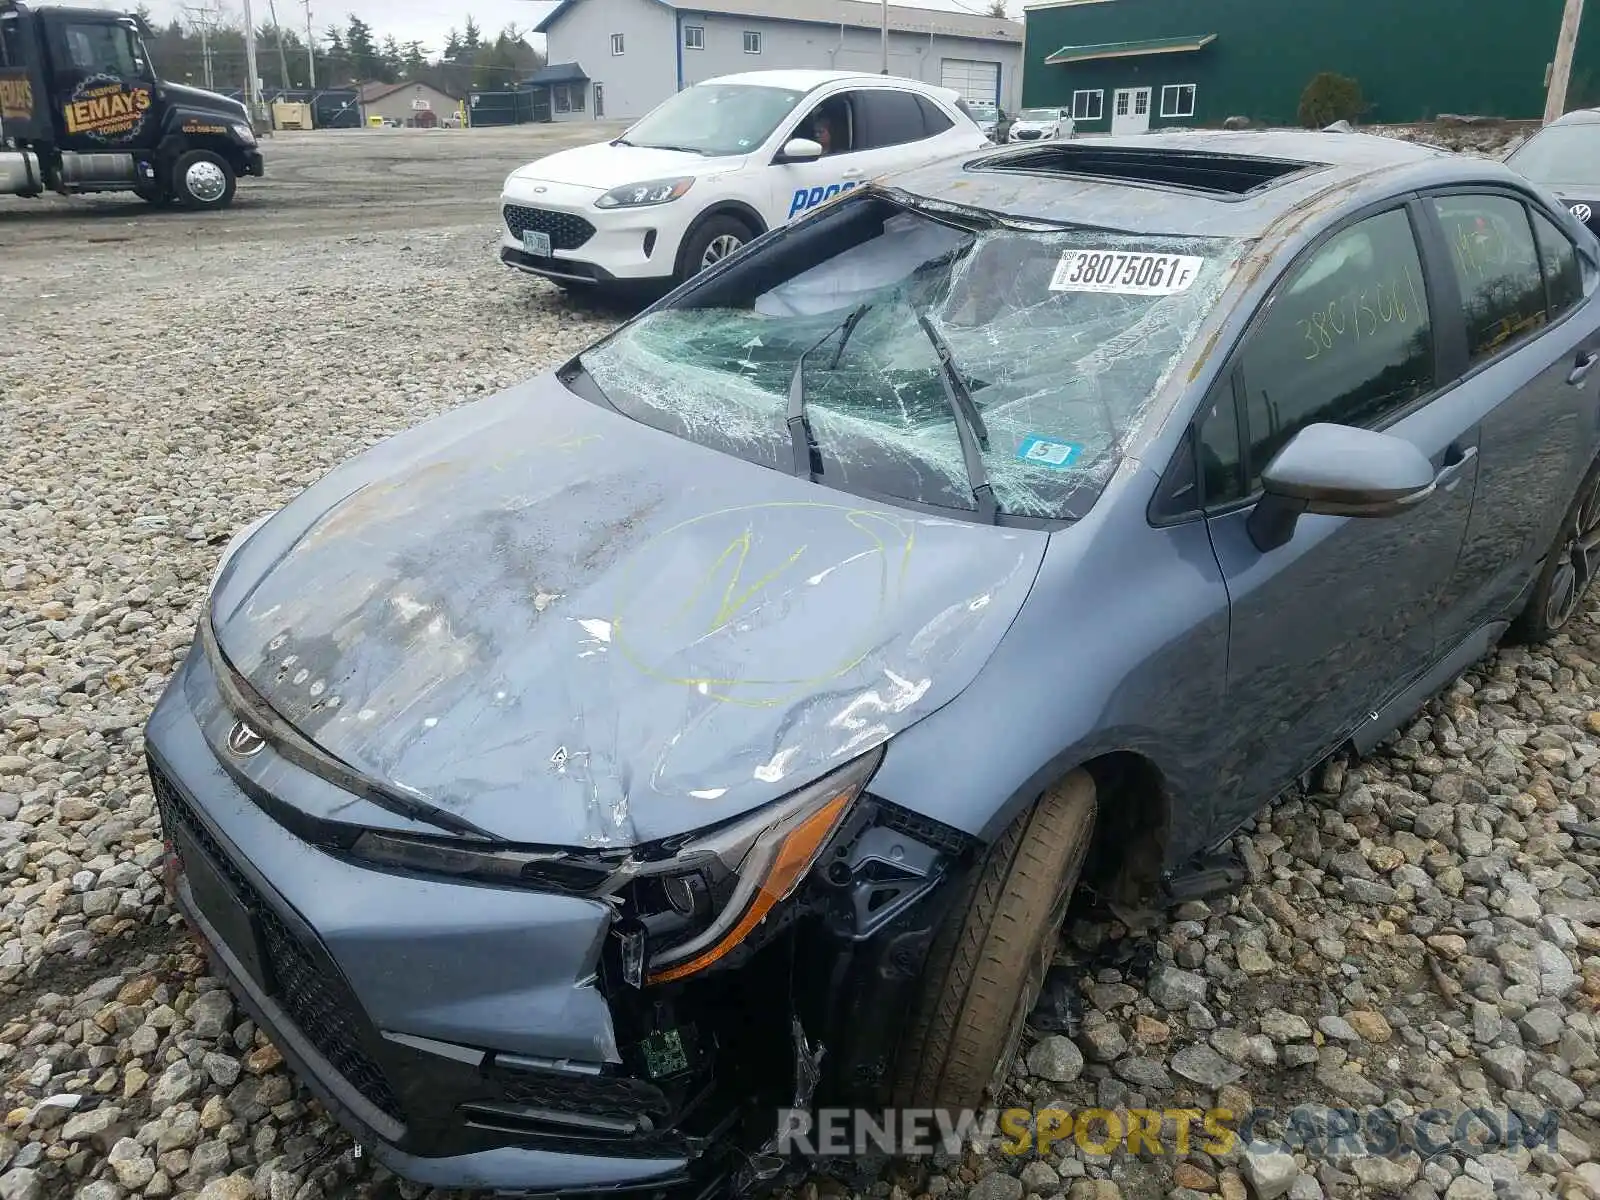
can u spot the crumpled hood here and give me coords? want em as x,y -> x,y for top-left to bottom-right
509,142 -> 740,190
209,376 -> 1046,848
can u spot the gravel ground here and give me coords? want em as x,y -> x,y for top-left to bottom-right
1,126 -> 1599,1200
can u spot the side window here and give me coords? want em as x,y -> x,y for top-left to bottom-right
854,89 -> 932,151
0,17 -> 20,67
1197,382 -> 1245,506
1531,208 -> 1583,320
58,23 -> 138,75
1237,207 -> 1435,491
795,95 -> 855,156
916,94 -> 954,135
1430,194 -> 1548,363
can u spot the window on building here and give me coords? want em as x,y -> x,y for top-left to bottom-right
1070,89 -> 1103,122
1160,83 -> 1196,119
1114,90 -> 1130,118
1430,194 -> 1549,363
611,33 -> 624,55
744,30 -> 762,54
1235,207 -> 1435,492
684,25 -> 705,50
1532,208 -> 1583,320
554,85 -> 571,114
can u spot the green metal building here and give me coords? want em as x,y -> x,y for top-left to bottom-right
1021,0 -> 1600,133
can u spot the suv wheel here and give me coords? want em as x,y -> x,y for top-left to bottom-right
887,770 -> 1096,1110
172,149 -> 237,210
677,215 -> 753,285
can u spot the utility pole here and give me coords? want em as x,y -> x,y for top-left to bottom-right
880,0 -> 888,73
1545,0 -> 1586,124
241,0 -> 263,122
266,0 -> 291,89
303,0 -> 315,87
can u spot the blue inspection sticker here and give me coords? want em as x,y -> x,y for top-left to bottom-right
1016,435 -> 1083,469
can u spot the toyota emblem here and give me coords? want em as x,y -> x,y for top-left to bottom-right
1573,203 -> 1592,224
226,720 -> 265,757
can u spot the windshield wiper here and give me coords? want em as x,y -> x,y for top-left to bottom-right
914,311 -> 999,524
787,302 -> 874,480
635,143 -> 710,155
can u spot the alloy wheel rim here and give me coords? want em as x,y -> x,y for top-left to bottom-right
186,161 -> 227,202
1545,474 -> 1600,629
701,234 -> 743,270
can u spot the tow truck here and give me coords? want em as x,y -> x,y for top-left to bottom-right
0,0 -> 262,209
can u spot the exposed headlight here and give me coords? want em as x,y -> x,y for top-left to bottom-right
208,511 -> 273,596
595,177 -> 695,209
348,746 -> 884,984
231,122 -> 256,145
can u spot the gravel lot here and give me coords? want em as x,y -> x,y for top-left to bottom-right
2,126 -> 1599,1200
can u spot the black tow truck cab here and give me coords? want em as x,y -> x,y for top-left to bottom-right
0,0 -> 262,209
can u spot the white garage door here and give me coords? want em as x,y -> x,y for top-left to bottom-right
940,59 -> 1000,106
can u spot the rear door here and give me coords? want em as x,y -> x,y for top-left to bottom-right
1199,201 -> 1481,835
1422,188 -> 1600,635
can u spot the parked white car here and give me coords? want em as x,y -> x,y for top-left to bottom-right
498,69 -> 989,293
1009,107 -> 1073,143
963,99 -> 1002,142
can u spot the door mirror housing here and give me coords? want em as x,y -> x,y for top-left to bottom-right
779,137 -> 823,163
1246,423 -> 1436,552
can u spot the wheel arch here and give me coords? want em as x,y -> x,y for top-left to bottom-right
672,201 -> 769,273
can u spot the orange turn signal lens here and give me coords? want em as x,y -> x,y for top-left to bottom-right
645,790 -> 852,985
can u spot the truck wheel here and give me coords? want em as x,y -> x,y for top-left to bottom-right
172,150 -> 236,210
887,770 -> 1096,1110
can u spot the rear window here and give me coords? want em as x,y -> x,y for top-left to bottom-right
577,193 -> 1245,523
1506,123 -> 1600,189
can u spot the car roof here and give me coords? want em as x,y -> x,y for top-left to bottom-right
886,128 -> 1525,239
699,68 -> 946,94
1548,107 -> 1600,127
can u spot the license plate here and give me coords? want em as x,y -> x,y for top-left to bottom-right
173,825 -> 271,991
522,230 -> 552,257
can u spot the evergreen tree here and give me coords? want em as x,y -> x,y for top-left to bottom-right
345,15 -> 379,80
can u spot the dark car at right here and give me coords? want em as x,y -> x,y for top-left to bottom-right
1505,107 -> 1600,239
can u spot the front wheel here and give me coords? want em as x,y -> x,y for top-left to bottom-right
171,149 -> 237,210
887,770 -> 1096,1110
1507,453 -> 1600,643
675,215 -> 753,286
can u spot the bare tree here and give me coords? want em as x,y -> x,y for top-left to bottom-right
987,1 -> 1008,16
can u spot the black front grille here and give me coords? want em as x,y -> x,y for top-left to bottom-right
503,204 -> 596,250
492,1066 -> 671,1124
150,761 -> 405,1123
1013,129 -> 1043,140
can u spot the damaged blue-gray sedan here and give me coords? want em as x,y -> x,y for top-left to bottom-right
147,129 -> 1600,1195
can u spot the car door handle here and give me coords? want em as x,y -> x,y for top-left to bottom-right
1569,350 -> 1600,386
1434,445 -> 1478,490
841,167 -> 864,178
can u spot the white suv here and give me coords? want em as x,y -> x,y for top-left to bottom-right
498,70 -> 988,293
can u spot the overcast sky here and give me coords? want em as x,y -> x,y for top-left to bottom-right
122,0 -> 1021,57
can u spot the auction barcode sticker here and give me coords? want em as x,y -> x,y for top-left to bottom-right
1050,250 -> 1205,296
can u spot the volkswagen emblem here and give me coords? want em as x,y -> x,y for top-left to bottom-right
1572,203 -> 1592,224
226,721 -> 265,757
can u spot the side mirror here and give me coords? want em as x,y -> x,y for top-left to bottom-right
780,137 -> 823,162
1246,423 -> 1436,552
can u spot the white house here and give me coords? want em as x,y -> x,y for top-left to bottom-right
530,0 -> 1023,123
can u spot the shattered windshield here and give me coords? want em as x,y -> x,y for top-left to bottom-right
621,83 -> 805,156
1506,124 -> 1600,188
580,194 -> 1245,523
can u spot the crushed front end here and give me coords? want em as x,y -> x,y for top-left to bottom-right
147,633 -> 978,1198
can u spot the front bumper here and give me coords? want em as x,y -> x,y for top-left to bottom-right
498,179 -> 684,284
242,150 -> 264,178
146,647 -> 699,1193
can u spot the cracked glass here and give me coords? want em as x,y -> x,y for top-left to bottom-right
582,196 -> 1247,522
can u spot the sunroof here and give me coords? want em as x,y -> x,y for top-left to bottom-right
970,144 -> 1328,199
